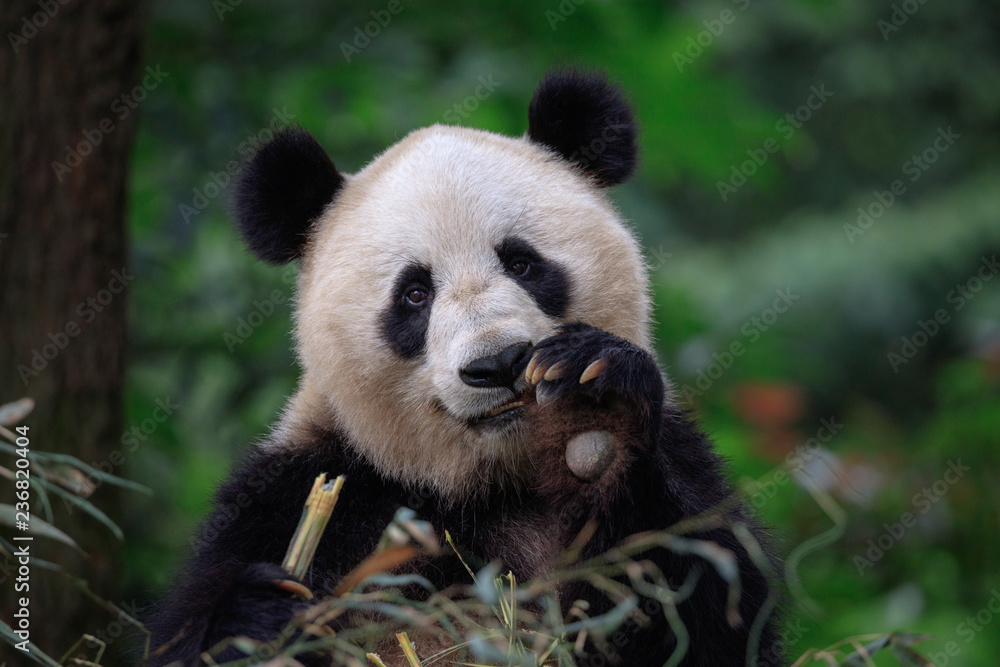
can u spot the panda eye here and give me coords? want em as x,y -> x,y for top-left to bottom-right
510,259 -> 531,278
404,286 -> 429,307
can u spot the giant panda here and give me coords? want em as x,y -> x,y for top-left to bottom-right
147,70 -> 784,666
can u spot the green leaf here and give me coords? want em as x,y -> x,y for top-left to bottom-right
562,596 -> 638,634
843,634 -> 891,666
892,642 -> 935,666
35,451 -> 153,495
34,478 -> 124,541
892,632 -> 935,647
0,504 -> 82,552
0,618 -> 63,666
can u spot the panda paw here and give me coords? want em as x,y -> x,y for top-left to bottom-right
525,323 -> 663,423
204,562 -> 331,666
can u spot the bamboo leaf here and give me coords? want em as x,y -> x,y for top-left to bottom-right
843,634 -> 892,666
891,642 -> 935,667
34,451 -> 153,495
34,478 -> 124,541
0,503 -> 83,552
0,398 -> 34,426
893,632 -> 935,646
0,618 -> 64,666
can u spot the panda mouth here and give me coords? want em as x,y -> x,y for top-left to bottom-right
484,396 -> 531,418
472,386 -> 536,424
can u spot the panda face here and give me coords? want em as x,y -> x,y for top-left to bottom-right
235,71 -> 650,497
287,125 -> 651,497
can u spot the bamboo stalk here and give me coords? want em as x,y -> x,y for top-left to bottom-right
282,473 -> 346,580
396,632 -> 423,666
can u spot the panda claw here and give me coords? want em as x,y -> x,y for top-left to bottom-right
579,359 -> 607,384
543,361 -> 566,381
525,355 -> 540,384
531,362 -> 549,386
273,578 -> 313,599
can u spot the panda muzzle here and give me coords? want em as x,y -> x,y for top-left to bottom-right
482,385 -> 536,418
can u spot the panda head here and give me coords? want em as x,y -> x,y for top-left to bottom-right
234,70 -> 652,498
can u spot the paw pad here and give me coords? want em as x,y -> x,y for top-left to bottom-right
565,430 -> 617,481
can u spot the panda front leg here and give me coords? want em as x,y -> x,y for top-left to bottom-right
147,558 -> 335,667
526,323 -> 783,666
200,563 -> 329,665
524,322 -> 664,504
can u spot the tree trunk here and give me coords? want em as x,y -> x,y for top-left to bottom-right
0,1 -> 142,663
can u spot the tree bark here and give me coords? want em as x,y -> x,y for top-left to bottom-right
0,1 -> 143,663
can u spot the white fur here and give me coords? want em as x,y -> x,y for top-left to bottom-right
275,125 -> 652,499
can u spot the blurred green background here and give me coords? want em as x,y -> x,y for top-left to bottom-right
122,0 -> 999,663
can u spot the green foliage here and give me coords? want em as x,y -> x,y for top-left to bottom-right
0,400 -> 150,665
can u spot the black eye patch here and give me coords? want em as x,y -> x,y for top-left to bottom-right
496,237 -> 570,318
379,263 -> 433,358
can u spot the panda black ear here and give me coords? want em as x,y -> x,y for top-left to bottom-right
233,128 -> 344,264
527,70 -> 638,187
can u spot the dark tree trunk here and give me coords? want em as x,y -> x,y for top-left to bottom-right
0,1 -> 143,663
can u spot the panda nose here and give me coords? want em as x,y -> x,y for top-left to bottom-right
460,342 -> 532,388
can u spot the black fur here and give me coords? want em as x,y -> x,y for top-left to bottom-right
146,324 -> 784,666
379,263 -> 434,358
200,563 -> 326,666
233,128 -> 344,264
528,325 -> 783,664
527,70 -> 638,187
496,236 -> 571,317
529,322 -> 663,425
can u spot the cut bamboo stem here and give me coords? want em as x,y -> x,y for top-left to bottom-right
396,632 -> 423,666
282,473 -> 346,580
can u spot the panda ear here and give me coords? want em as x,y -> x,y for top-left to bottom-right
233,128 -> 344,264
527,70 -> 638,187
